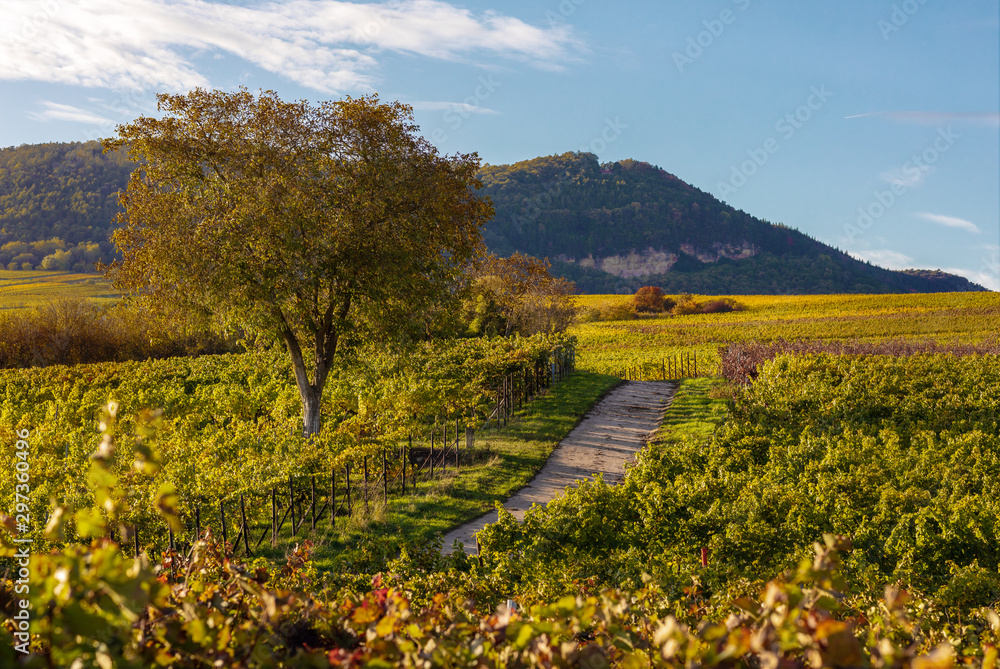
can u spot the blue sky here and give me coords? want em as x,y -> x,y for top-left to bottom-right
2,0 -> 997,289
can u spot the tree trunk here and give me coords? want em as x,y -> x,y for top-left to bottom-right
277,300 -> 348,438
301,385 -> 323,437
282,328 -> 330,438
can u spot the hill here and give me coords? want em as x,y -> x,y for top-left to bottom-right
0,141 -> 130,270
0,142 -> 987,293
478,152 -> 987,294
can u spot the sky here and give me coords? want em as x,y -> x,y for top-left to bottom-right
1,0 -> 998,290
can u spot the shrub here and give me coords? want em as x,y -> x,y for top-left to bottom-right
0,298 -> 240,368
596,299 -> 636,321
671,299 -> 700,315
700,298 -> 744,314
633,286 -> 665,312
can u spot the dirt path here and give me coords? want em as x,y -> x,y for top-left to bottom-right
442,380 -> 676,554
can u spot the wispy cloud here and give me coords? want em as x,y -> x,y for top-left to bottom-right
848,249 -> 914,270
879,165 -> 929,189
917,212 -> 981,234
845,111 -> 1000,126
26,101 -> 114,125
0,0 -> 582,94
409,101 -> 500,115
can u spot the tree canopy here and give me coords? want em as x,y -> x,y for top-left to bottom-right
463,252 -> 576,337
103,88 -> 493,435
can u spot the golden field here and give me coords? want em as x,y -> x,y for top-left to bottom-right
570,292 -> 1000,377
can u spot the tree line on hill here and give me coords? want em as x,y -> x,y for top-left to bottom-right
0,141 -> 987,293
0,141 -> 131,268
0,237 -> 110,272
478,152 -> 986,294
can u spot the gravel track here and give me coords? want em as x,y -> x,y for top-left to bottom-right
442,380 -> 677,554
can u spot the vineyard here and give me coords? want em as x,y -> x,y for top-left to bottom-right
572,291 -> 1000,378
0,333 -> 582,570
2,291 -> 999,666
0,269 -> 117,312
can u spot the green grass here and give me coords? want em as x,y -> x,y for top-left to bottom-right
0,269 -> 119,312
652,377 -> 728,445
251,371 -> 622,571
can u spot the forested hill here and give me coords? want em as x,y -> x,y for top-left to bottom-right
0,141 -> 130,269
0,142 -> 987,293
478,152 -> 987,294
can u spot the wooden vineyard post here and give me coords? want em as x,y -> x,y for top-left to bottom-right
430,427 -> 435,478
168,524 -> 174,551
442,420 -> 447,470
694,351 -> 698,377
330,468 -> 336,528
133,526 -> 139,557
495,383 -> 501,430
220,500 -> 228,547
402,437 -> 409,494
455,417 -> 460,471
271,488 -> 277,546
500,378 -> 506,428
382,447 -> 388,503
508,375 -> 513,420
288,475 -> 296,535
310,475 -> 316,531
240,495 -> 250,556
363,456 -> 370,515
195,505 -> 201,542
346,464 -> 352,516
410,434 -> 417,490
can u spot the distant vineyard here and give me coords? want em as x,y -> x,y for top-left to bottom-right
571,291 -> 1000,377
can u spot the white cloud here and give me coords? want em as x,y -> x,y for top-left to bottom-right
848,249 -> 915,270
917,212 -> 981,234
0,0 -> 581,94
409,101 -> 500,115
879,165 -> 929,189
26,101 -> 114,125
845,111 -> 1000,127
943,267 -> 1000,292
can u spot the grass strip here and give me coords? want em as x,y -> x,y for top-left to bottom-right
649,376 -> 729,446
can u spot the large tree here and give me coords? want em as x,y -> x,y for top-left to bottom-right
103,88 -> 492,436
